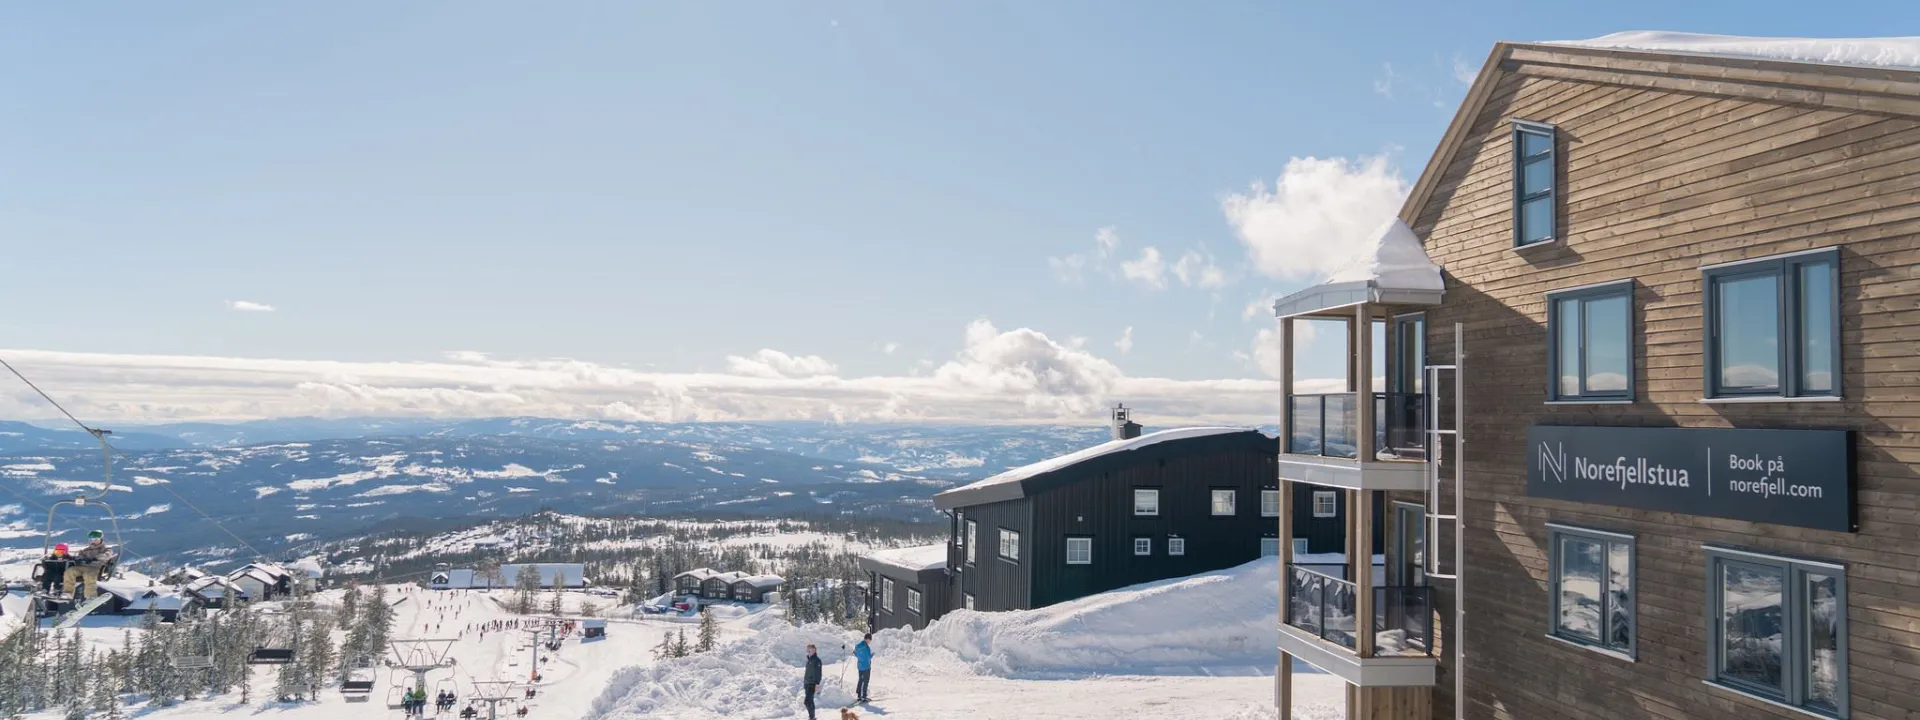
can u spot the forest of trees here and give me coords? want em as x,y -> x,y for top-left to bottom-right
0,584 -> 395,718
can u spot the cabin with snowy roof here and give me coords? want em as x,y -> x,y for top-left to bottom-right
925,406 -> 1354,615
227,562 -> 294,601
859,544 -> 949,631
183,575 -> 249,608
673,568 -> 718,596
728,575 -> 786,604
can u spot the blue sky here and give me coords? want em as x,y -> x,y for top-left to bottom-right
2,2 -> 1911,424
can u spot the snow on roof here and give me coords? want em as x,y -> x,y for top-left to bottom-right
1322,218 -> 1443,292
712,571 -> 748,583
676,568 -> 719,581
1544,32 -> 1920,72
736,574 -> 785,588
943,427 -> 1250,496
289,558 -> 325,578
866,544 -> 948,573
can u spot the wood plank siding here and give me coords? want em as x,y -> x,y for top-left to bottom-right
953,497 -> 1034,612
1409,44 -> 1920,720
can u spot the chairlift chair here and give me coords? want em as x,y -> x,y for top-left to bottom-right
342,669 -> 376,701
247,647 -> 296,665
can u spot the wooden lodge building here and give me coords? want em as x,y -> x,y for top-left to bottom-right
861,407 -> 1365,630
1272,36 -> 1920,720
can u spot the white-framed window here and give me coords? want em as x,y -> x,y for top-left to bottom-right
1168,537 -> 1185,556
1211,489 -> 1236,516
1706,546 -> 1847,717
1261,489 -> 1281,517
881,577 -> 895,612
963,593 -> 975,610
1311,490 -> 1337,518
998,528 -> 1020,563
1133,537 -> 1152,556
1548,524 -> 1635,658
1293,538 -> 1310,556
1260,538 -> 1280,557
1065,536 -> 1092,565
1133,488 -> 1160,516
907,588 -> 923,614
966,520 -> 977,564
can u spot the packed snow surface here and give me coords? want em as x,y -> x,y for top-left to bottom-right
865,543 -> 947,572
1320,218 -> 1444,291
1546,32 -> 1920,71
943,426 -> 1250,494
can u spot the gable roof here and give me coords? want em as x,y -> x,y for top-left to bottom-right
674,568 -> 719,582
1403,36 -> 1920,229
933,427 -> 1271,510
734,575 -> 785,589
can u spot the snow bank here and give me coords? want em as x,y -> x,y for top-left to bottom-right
918,559 -> 1280,676
1546,32 -> 1920,71
589,623 -> 856,720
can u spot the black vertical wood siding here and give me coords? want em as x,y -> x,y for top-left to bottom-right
952,498 -> 1032,611
1288,488 -> 1388,555
868,566 -> 955,631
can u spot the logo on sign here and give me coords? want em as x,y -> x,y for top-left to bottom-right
1536,441 -> 1691,489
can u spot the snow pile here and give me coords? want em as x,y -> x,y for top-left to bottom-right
1546,32 -> 1920,71
588,623 -> 856,720
919,559 -> 1280,676
866,543 -> 947,572
1320,218 -> 1443,291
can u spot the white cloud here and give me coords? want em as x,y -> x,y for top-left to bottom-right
1452,54 -> 1479,85
1171,250 -> 1228,289
1374,62 -> 1397,98
1249,327 -> 1282,378
724,349 -> 839,379
0,319 -> 1300,425
1048,254 -> 1089,285
1120,247 -> 1167,289
881,342 -> 900,356
226,300 -> 275,313
1115,327 -> 1134,356
1094,226 -> 1120,258
1222,153 -> 1411,282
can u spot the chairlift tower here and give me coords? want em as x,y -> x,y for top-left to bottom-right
467,680 -> 521,720
387,638 -> 459,700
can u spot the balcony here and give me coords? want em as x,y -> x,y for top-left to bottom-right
1281,393 -> 1431,491
1280,564 -> 1439,687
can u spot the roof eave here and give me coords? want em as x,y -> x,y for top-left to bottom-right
932,481 -> 1025,511
1272,280 -> 1445,320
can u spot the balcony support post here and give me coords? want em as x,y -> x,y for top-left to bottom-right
1354,303 -> 1373,461
1277,316 -> 1295,720
1352,303 -> 1377,661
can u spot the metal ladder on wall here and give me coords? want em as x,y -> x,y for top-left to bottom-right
1424,322 -> 1465,720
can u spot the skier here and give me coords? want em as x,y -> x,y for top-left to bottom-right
853,633 -> 874,703
64,531 -> 114,601
802,643 -> 823,720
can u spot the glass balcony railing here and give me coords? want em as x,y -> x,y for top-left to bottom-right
1285,564 -> 1433,657
1285,392 -> 1427,460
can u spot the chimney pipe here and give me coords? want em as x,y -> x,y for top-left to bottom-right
1111,403 -> 1143,440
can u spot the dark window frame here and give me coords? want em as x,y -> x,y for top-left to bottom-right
1546,523 -> 1636,660
1703,248 -> 1842,399
1546,280 -> 1636,402
1705,546 -> 1849,718
1065,535 -> 1093,565
1133,487 -> 1161,516
1512,120 -> 1558,247
998,527 -> 1021,564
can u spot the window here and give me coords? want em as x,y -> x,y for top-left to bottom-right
1133,537 -> 1152,556
1260,538 -> 1280,557
963,593 -> 975,610
1548,524 -> 1634,658
1261,489 -> 1281,517
1168,537 -> 1186,556
907,588 -> 923,614
1706,547 -> 1847,717
966,520 -> 977,564
881,577 -> 895,612
1065,536 -> 1092,565
1548,281 -> 1634,401
1134,488 -> 1160,516
1311,491 -> 1337,518
1293,538 -> 1310,556
1211,489 -> 1236,516
1513,120 -> 1557,246
998,528 -> 1020,563
1704,249 -> 1841,399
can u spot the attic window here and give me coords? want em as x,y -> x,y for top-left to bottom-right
1513,120 -> 1558,247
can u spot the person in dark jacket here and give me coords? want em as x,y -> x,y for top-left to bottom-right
853,634 -> 874,703
802,644 -> 823,720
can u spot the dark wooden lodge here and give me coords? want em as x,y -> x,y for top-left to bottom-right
860,545 -> 950,631
925,406 -> 1350,614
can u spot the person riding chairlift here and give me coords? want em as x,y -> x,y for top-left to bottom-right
34,544 -> 72,596
64,530 -> 116,602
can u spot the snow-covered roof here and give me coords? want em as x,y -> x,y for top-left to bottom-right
675,568 -> 719,581
865,544 -> 947,573
711,571 -> 748,583
934,426 -> 1256,509
1544,32 -> 1920,72
289,558 -> 325,579
736,575 -> 785,588
185,575 -> 246,595
1272,218 -> 1444,319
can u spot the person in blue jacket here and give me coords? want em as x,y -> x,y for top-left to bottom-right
853,633 -> 874,703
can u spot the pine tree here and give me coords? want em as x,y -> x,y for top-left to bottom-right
547,588 -> 564,617
337,584 -> 361,632
696,607 -> 718,653
670,628 -> 691,658
366,584 -> 394,664
579,600 -> 600,618
651,631 -> 671,660
300,610 -> 336,695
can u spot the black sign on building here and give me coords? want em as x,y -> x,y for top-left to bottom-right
1526,425 -> 1854,532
